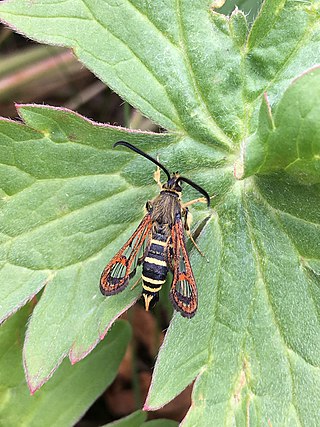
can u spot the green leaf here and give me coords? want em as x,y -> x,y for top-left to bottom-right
0,0 -> 237,149
142,420 -> 179,427
1,0 -> 320,426
218,0 -> 263,23
0,101 -> 226,393
0,306 -> 131,427
0,104 -> 176,392
101,410 -> 178,427
101,410 -> 147,427
238,66 -> 320,182
147,177 -> 320,425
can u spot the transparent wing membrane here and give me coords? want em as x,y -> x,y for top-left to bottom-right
175,275 -> 193,303
100,214 -> 152,295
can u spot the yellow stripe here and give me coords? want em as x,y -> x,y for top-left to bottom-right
142,275 -> 165,285
151,239 -> 167,247
143,284 -> 163,292
145,256 -> 167,267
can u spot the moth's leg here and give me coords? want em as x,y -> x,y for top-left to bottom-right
186,228 -> 207,259
183,207 -> 192,231
182,207 -> 206,258
182,196 -> 208,208
153,155 -> 163,190
131,276 -> 142,290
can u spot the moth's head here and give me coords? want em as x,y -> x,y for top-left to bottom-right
162,172 -> 182,193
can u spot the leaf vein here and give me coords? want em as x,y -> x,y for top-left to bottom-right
252,184 -> 320,365
0,11 -> 93,20
252,16 -> 317,102
175,0 -> 233,150
79,0 -> 183,129
242,189 -> 295,407
1,185 -> 134,239
125,0 -> 179,48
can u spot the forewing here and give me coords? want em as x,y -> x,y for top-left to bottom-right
100,214 -> 152,295
170,219 -> 198,318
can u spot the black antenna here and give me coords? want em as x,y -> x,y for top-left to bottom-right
178,176 -> 210,207
113,141 -> 171,180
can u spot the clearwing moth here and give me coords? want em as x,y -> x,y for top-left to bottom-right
100,141 -> 210,318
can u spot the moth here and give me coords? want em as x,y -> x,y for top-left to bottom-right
100,141 -> 210,318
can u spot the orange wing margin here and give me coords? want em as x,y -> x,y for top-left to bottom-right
100,214 -> 152,296
170,218 -> 198,318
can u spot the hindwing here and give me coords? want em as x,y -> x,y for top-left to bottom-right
170,217 -> 198,318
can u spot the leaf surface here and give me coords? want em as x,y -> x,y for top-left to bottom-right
0,105 -> 176,391
101,410 -> 178,427
0,0 -> 320,426
239,66 -> 320,182
101,410 -> 147,427
0,306 -> 131,427
146,176 -> 320,425
0,0 -> 240,149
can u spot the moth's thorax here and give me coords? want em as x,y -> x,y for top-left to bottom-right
150,191 -> 182,228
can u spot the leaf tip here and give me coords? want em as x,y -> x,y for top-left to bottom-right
23,356 -> 41,395
143,383 -> 154,411
143,383 -> 166,412
28,382 -> 38,396
23,332 -> 67,393
143,398 -> 165,412
70,298 -> 137,366
69,356 -> 77,366
69,338 -> 100,365
15,102 -> 39,115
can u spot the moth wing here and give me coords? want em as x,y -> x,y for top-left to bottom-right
170,218 -> 198,318
100,214 -> 152,295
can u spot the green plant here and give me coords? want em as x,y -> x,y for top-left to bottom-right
0,0 -> 320,425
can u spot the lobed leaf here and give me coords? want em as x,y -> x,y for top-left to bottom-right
0,0 -> 320,426
147,175 -> 320,425
0,0 -> 240,149
0,104 -> 222,394
0,306 -> 132,427
239,66 -> 320,182
0,105 -> 176,391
